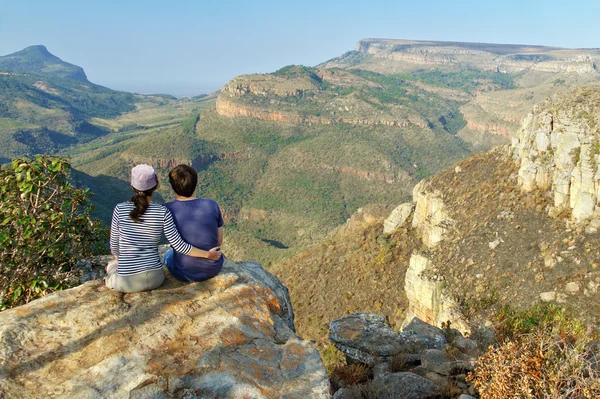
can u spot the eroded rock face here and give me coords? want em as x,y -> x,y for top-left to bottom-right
403,254 -> 467,333
411,181 -> 454,248
513,86 -> 600,221
0,261 -> 329,399
383,202 -> 415,234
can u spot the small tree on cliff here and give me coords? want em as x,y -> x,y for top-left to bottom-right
0,156 -> 104,309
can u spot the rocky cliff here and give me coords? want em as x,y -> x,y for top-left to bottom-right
513,86 -> 600,221
216,94 -> 413,127
382,86 -> 600,334
0,260 -> 330,398
355,39 -> 600,76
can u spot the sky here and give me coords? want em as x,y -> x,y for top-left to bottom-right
0,0 -> 599,97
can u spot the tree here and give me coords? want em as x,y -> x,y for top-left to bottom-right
0,156 -> 104,309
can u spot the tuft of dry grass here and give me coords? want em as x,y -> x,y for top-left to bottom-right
330,364 -> 371,392
389,352 -> 409,373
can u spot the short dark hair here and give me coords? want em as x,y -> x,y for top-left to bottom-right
169,164 -> 198,197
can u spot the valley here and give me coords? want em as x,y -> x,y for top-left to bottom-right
2,38 -> 599,270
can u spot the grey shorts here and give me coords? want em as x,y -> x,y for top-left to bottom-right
105,260 -> 165,293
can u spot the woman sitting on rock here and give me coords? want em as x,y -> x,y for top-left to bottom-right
105,164 -> 221,293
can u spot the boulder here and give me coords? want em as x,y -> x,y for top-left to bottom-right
420,349 -> 474,376
402,318 -> 447,353
383,202 -> 415,234
373,372 -> 438,399
0,260 -> 330,399
329,313 -> 406,365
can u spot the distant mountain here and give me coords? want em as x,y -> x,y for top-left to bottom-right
0,45 -> 88,82
0,45 -> 140,161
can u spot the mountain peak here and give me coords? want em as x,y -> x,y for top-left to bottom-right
0,45 -> 89,82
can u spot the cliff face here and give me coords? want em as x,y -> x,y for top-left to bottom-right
355,39 -> 600,76
513,86 -> 600,221
216,96 -> 412,128
0,261 -> 330,398
383,87 -> 600,334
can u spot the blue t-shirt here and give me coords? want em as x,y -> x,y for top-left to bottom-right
164,198 -> 224,281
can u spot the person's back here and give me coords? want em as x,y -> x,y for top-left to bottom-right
107,164 -> 222,293
164,165 -> 224,282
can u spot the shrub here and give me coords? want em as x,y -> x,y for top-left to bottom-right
0,156 -> 104,309
467,303 -> 600,398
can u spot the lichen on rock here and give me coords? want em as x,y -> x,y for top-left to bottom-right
0,260 -> 330,398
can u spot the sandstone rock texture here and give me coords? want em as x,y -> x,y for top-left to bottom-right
383,202 -> 414,234
0,261 -> 330,399
355,39 -> 600,76
411,180 -> 454,248
403,254 -> 467,333
513,86 -> 600,221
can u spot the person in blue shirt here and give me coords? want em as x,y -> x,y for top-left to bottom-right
163,164 -> 225,282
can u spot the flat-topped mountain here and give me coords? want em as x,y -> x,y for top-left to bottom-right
349,38 -> 599,75
0,45 -> 88,82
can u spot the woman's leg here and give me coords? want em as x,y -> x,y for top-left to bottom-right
106,267 -> 165,293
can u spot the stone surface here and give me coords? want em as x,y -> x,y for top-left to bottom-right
412,181 -> 454,248
540,291 -> 557,302
513,87 -> 600,222
401,318 -> 447,353
565,281 -> 580,293
383,202 -> 415,234
329,313 -> 406,365
0,260 -> 329,398
420,349 -> 474,376
373,372 -> 438,399
403,254 -> 467,333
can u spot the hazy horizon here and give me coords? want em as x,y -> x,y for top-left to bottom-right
1,0 -> 599,96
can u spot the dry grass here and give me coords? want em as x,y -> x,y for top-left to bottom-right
389,352 -> 409,373
468,304 -> 600,398
330,364 -> 371,392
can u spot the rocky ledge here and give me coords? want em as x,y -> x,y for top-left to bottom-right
0,261 -> 330,399
329,313 -> 485,398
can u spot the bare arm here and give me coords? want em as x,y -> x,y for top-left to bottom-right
189,246 -> 221,260
217,226 -> 224,246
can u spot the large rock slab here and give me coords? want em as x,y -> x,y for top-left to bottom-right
329,314 -> 449,366
383,202 -> 415,234
373,372 -> 438,399
329,313 -> 405,365
0,260 -> 329,398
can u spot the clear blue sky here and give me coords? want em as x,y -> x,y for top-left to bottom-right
0,0 -> 598,96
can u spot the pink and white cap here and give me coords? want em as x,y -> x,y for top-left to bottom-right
131,164 -> 158,191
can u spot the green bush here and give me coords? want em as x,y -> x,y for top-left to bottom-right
0,156 -> 104,309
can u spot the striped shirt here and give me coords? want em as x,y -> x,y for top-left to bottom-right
110,202 -> 192,276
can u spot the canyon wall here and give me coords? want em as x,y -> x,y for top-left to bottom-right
513,86 -> 600,221
356,39 -> 600,76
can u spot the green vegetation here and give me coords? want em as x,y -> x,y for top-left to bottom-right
468,303 -> 599,398
182,112 -> 200,135
0,156 -> 104,309
351,68 -> 516,92
0,73 -> 136,159
272,65 -> 324,85
0,45 -> 88,82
